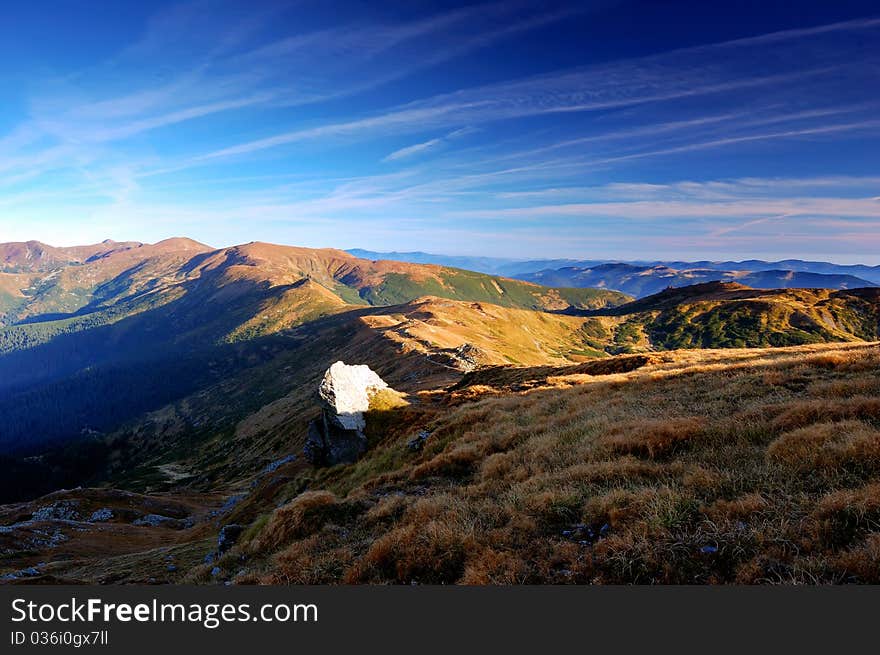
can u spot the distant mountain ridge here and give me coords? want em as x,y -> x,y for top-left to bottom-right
523,263 -> 878,298
348,249 -> 880,295
0,239 -> 628,328
347,248 -> 588,277
0,238 -> 208,272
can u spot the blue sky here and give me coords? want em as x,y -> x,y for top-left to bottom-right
1,0 -> 879,262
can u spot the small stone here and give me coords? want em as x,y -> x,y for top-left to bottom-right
88,508 -> 114,523
406,430 -> 431,452
264,454 -> 297,474
133,514 -> 184,528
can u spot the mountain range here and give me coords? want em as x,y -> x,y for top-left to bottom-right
2,238 -> 878,461
523,264 -> 878,298
0,238 -> 878,584
347,249 -> 880,295
0,238 -> 627,454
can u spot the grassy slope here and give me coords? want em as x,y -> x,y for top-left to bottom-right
3,339 -> 880,583
34,297 -> 616,494
359,296 -> 612,365
232,341 -> 880,585
0,243 -> 629,353
592,283 -> 880,350
352,268 -> 628,311
0,243 -> 631,459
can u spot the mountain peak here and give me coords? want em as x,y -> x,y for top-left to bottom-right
150,237 -> 213,252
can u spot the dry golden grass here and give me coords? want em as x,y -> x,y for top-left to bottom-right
768,421 -> 880,475
769,397 -> 880,432
601,417 -> 707,459
367,388 -> 410,411
252,490 -> 350,553
811,483 -> 880,548
360,297 -> 618,367
234,342 -> 880,584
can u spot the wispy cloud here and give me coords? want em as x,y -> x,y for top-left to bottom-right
451,197 -> 880,220
382,127 -> 477,162
171,11 -> 880,166
2,3 -> 879,261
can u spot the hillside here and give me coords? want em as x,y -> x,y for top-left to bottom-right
1,246 -> 878,471
0,292 -> 632,503
0,240 -> 629,459
358,297 -> 615,366
591,282 -> 880,350
233,341 -> 880,584
3,341 -> 878,584
0,239 -> 627,330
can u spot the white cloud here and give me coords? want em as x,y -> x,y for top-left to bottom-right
382,126 -> 478,162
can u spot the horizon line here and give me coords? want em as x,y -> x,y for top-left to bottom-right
3,235 -> 880,268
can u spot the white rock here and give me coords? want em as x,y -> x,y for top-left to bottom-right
318,361 -> 388,431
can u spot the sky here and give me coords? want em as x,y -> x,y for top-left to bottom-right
0,0 -> 879,263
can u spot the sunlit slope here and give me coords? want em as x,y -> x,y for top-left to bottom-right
591,282 -> 880,350
230,341 -> 880,585
0,239 -> 629,342
0,241 -> 628,462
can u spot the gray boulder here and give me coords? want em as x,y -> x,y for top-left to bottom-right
305,361 -> 391,466
428,342 -> 483,372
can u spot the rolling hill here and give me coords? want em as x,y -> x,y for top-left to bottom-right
590,282 -> 880,350
3,341 -> 879,584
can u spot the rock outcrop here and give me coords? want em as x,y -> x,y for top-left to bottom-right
305,361 -> 391,465
31,500 -> 80,522
427,342 -> 483,372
